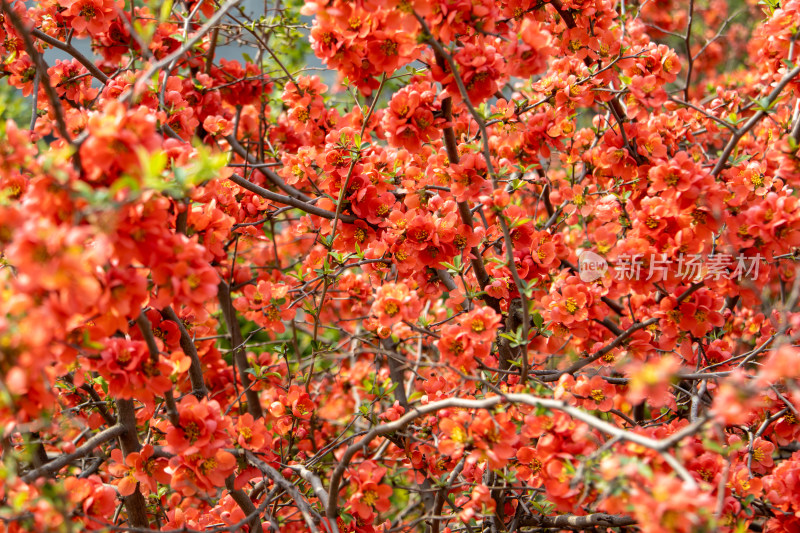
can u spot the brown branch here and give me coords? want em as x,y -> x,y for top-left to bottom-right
440,95 -> 499,314
136,310 -> 180,427
289,464 -> 330,509
309,75 -> 388,389
241,451 -> 322,533
21,424 -> 125,482
682,0 -> 695,101
135,311 -> 160,364
226,135 -> 314,203
228,173 -> 357,223
520,512 -> 637,529
325,395 -> 706,521
540,281 -> 704,381
217,281 -> 264,419
29,28 -> 109,84
539,317 -> 659,382
669,96 -> 735,131
66,373 -> 116,426
77,478 -> 278,533
549,0 -> 638,160
120,0 -> 242,103
225,475 -> 264,533
0,0 -> 72,144
163,306 -> 208,398
711,64 -> 800,177
429,456 -> 466,533
418,15 -> 529,379
116,399 -> 150,528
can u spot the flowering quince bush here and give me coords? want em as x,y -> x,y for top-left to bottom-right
4,0 -> 800,532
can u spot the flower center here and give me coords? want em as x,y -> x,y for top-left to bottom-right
564,297 -> 579,314
199,458 -> 217,474
362,490 -> 378,506
384,302 -> 399,317
450,426 -> 467,443
184,422 -> 200,443
266,305 -> 281,322
79,4 -> 96,19
381,39 -> 398,56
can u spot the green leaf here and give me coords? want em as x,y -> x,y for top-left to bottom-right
94,376 -> 109,395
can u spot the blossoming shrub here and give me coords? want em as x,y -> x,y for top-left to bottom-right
1,0 -> 800,531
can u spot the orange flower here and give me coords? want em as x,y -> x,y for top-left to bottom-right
163,395 -> 232,456
169,449 -> 237,496
625,356 -> 681,410
93,338 -> 172,405
546,282 -> 590,325
233,279 -> 295,333
109,444 -> 169,496
383,81 -> 443,151
64,476 -> 118,530
370,282 -> 422,328
61,0 -> 122,34
573,375 -> 615,412
233,413 -> 270,450
459,306 -> 501,343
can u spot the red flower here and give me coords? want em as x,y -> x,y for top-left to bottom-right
65,476 -> 118,530
109,444 -> 169,496
572,375 -> 615,412
163,395 -> 232,456
233,279 -> 295,333
747,437 -> 776,475
431,38 -> 507,104
459,306 -> 501,343
287,385 -> 316,420
92,338 -> 172,405
347,460 -> 393,520
764,451 -> 800,517
625,356 -> 681,410
546,282 -> 590,325
365,30 -> 418,74
80,100 -> 162,185
61,0 -> 122,35
516,446 -> 544,487
169,449 -> 238,496
459,484 -> 496,522
383,81 -> 443,151
449,153 -> 489,202
370,282 -> 422,328
233,412 -> 270,450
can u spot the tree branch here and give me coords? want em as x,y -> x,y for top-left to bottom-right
30,28 -> 109,84
711,64 -> 800,177
325,395 -> 706,521
228,173 -> 357,223
163,306 -> 209,398
116,399 -> 150,528
121,0 -> 243,103
225,475 -> 264,533
226,135 -> 314,203
519,512 -> 637,529
21,424 -> 125,482
241,451 -> 324,533
0,0 -> 72,144
218,281 -> 264,419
